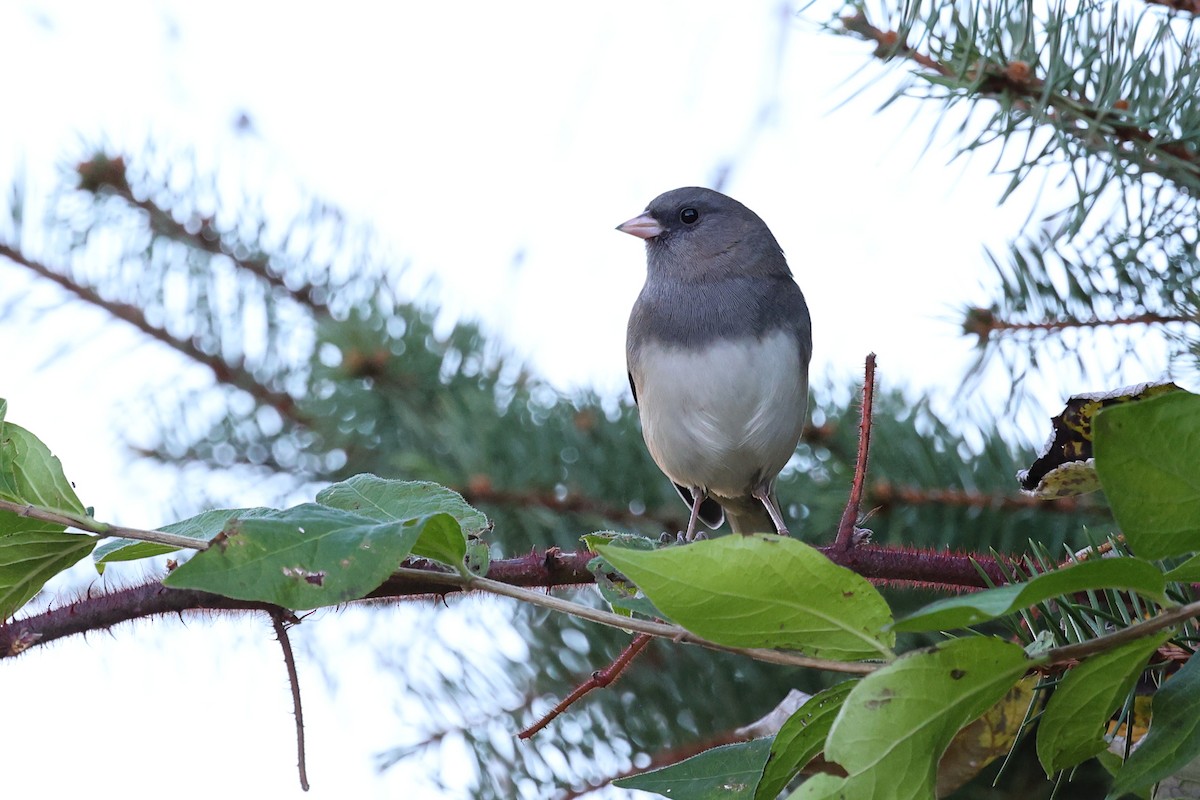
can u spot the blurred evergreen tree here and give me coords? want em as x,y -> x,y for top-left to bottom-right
2,0 -> 1198,794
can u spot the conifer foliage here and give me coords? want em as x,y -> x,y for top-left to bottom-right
3,1 -> 1200,797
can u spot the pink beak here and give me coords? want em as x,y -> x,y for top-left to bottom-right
616,212 -> 664,240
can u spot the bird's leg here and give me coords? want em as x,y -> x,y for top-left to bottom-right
684,487 -> 707,541
751,485 -> 790,536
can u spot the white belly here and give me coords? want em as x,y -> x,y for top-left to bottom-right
633,330 -> 808,499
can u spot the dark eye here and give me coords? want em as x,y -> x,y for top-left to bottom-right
679,207 -> 700,225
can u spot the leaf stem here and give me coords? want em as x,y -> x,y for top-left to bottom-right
0,498 -> 209,552
390,567 -> 881,675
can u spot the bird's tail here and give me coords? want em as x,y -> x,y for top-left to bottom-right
722,494 -> 783,536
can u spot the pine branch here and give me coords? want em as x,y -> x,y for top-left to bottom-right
839,11 -> 1200,192
76,155 -> 329,315
0,243 -> 304,421
868,481 -> 1106,515
963,306 -> 1198,341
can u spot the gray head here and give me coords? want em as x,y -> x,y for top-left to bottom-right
616,187 -> 790,282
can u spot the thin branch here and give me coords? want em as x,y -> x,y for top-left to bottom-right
834,353 -> 876,552
963,306 -> 1198,341
518,633 -> 653,739
269,609 -> 309,792
0,243 -> 304,421
1045,598 -> 1200,665
0,498 -> 210,551
76,155 -> 328,314
868,483 -> 1106,515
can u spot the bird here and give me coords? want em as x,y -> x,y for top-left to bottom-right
618,187 -> 811,540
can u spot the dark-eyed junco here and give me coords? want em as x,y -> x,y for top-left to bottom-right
619,187 -> 811,540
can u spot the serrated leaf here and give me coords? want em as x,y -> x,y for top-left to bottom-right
0,529 -> 96,620
791,637 -> 1030,800
1095,391 -> 1200,559
1037,632 -> 1170,775
164,504 -> 448,607
614,738 -> 772,798
755,681 -> 857,800
893,558 -> 1167,632
316,475 -> 485,566
1109,640 -> 1200,798
581,531 -> 656,552
316,475 -> 487,533
94,507 -> 274,565
597,535 -> 895,660
0,408 -> 85,516
0,402 -> 93,618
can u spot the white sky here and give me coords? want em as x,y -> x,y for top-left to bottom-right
0,2 -> 1177,798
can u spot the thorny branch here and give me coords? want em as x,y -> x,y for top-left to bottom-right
269,609 -> 309,792
834,353 -> 876,552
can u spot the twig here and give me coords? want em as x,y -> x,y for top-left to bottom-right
0,497 -> 210,551
963,307 -> 1198,340
869,483 -> 1104,515
833,354 -> 876,552
391,567 -> 881,675
1045,598 -> 1200,665
518,633 -> 653,739
269,609 -> 309,792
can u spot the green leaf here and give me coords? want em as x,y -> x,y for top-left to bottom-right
0,529 -> 96,620
164,504 -> 450,607
316,475 -> 486,567
407,512 -> 466,569
1165,553 -> 1200,583
1037,632 -> 1170,775
316,475 -> 487,533
94,507 -> 273,566
755,681 -> 857,800
1095,391 -> 1200,559
586,533 -> 661,618
464,538 -> 490,576
0,404 -> 85,516
1108,639 -> 1200,798
893,558 -> 1168,632
791,637 -> 1030,800
0,402 -> 93,618
614,738 -> 772,798
597,535 -> 895,660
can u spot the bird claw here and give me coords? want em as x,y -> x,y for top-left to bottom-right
659,530 -> 707,545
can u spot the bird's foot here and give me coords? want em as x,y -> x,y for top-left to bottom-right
659,530 -> 707,545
